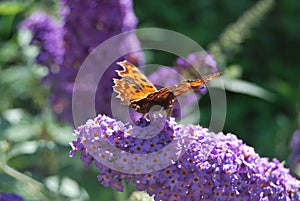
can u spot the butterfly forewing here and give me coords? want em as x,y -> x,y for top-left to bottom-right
113,60 -> 157,105
171,72 -> 221,96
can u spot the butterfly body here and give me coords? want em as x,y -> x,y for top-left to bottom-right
130,87 -> 176,114
113,60 -> 221,117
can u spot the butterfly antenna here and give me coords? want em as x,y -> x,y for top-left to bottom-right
166,107 -> 173,117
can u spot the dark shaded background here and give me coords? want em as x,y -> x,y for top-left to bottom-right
0,0 -> 299,200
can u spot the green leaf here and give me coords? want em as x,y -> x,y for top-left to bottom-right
17,28 -> 33,47
46,123 -> 74,145
209,76 -> 276,102
2,108 -> 26,124
45,176 -> 89,201
6,141 -> 54,160
3,123 -> 41,142
0,41 -> 19,63
0,2 -> 27,15
224,64 -> 243,78
18,29 -> 40,60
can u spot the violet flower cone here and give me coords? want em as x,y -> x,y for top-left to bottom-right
70,115 -> 300,201
289,129 -> 300,177
20,12 -> 64,68
0,193 -> 25,201
21,0 -> 143,123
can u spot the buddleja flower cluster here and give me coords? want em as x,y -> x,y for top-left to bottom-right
70,115 -> 300,201
21,0 -> 143,122
289,129 -> 300,176
0,193 -> 25,201
20,12 -> 64,68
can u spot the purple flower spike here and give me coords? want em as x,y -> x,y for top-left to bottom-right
21,0 -> 143,123
70,115 -> 300,201
175,52 -> 218,75
20,11 -> 64,68
0,193 -> 25,201
289,128 -> 300,176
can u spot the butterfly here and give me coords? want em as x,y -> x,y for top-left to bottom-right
113,60 -> 221,117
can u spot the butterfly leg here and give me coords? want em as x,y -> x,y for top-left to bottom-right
142,112 -> 149,119
166,105 -> 173,117
166,99 -> 176,117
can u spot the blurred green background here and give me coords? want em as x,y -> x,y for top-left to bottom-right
0,0 -> 299,200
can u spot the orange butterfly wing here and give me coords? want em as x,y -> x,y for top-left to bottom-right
171,72 -> 221,96
113,60 -> 157,105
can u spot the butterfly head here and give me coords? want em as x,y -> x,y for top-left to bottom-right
131,103 -> 141,111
